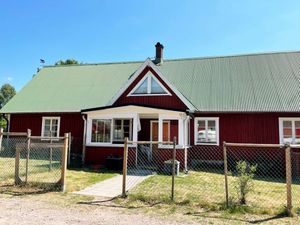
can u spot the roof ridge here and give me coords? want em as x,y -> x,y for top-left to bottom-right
164,50 -> 300,62
42,50 -> 300,68
43,60 -> 144,68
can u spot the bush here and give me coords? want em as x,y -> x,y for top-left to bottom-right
234,160 -> 257,205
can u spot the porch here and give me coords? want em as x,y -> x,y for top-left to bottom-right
82,105 -> 190,167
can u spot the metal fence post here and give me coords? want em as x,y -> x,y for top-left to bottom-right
223,141 -> 229,208
122,137 -> 128,197
25,129 -> 31,184
285,144 -> 292,216
60,133 -> 69,192
171,136 -> 177,201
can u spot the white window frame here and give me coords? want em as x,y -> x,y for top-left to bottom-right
91,119 -> 112,144
41,117 -> 61,138
127,72 -> 171,96
279,117 -> 300,144
194,117 -> 219,146
86,115 -> 137,147
112,118 -> 133,143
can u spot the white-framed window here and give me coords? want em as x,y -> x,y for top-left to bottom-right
279,118 -> 300,144
91,119 -> 111,143
41,117 -> 60,138
113,119 -> 133,143
128,72 -> 171,96
194,117 -> 219,145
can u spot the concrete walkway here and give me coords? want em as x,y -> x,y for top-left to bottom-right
74,170 -> 153,198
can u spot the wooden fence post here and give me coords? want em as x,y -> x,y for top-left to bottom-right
223,141 -> 229,208
171,136 -> 177,201
60,133 -> 69,192
0,128 -> 3,151
122,137 -> 128,197
285,144 -> 292,216
68,132 -> 72,166
49,131 -> 53,172
25,129 -> 31,184
15,148 -> 21,185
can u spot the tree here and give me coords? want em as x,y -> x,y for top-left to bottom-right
0,83 -> 16,108
0,83 -> 16,129
55,59 -> 79,65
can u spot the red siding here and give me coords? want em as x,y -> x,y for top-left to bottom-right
189,113 -> 300,163
114,66 -> 188,111
9,113 -> 84,155
190,113 -> 300,145
85,146 -> 124,165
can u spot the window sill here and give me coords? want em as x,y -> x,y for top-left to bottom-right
194,143 -> 219,146
86,143 -> 136,148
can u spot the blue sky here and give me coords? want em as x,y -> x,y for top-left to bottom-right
1,0 -> 300,91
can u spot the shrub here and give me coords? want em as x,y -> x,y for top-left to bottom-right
234,160 -> 257,205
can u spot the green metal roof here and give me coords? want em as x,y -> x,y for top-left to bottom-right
2,51 -> 300,113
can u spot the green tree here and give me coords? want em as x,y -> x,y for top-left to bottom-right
0,83 -> 16,108
0,83 -> 16,129
55,59 -> 79,65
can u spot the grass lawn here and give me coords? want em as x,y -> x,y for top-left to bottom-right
117,170 -> 300,216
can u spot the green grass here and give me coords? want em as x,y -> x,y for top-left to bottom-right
0,157 -> 118,197
118,170 -> 300,216
66,168 -> 118,192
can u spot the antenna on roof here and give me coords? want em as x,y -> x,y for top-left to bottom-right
40,59 -> 45,64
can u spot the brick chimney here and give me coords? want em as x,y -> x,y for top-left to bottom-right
154,42 -> 164,64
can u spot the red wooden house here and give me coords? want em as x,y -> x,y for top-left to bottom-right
1,43 -> 300,169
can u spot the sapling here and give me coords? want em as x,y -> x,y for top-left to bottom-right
235,160 -> 257,205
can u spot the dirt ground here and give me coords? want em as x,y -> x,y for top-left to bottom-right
0,196 -> 199,225
0,195 -> 299,225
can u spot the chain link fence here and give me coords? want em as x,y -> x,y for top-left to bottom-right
0,130 -> 69,192
122,139 -> 300,215
122,140 -> 176,202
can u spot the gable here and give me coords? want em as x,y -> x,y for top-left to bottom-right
113,65 -> 189,111
128,70 -> 171,96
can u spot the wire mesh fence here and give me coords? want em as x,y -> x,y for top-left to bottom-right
0,130 -> 69,192
122,139 -> 300,215
122,140 -> 177,202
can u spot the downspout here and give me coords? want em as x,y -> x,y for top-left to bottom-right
82,115 -> 87,165
183,115 -> 190,174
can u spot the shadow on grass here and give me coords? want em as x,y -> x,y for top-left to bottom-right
0,183 -> 61,196
77,195 -> 165,209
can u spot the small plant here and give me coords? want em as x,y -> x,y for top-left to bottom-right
234,160 -> 257,205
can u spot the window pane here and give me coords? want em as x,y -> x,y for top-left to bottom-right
91,119 -> 111,143
283,121 -> 292,143
113,119 -> 132,142
133,78 -> 148,94
295,121 -> 300,144
151,77 -> 166,94
207,120 -> 216,143
197,120 -> 206,143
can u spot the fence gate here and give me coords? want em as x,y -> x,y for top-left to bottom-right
0,129 -> 69,192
